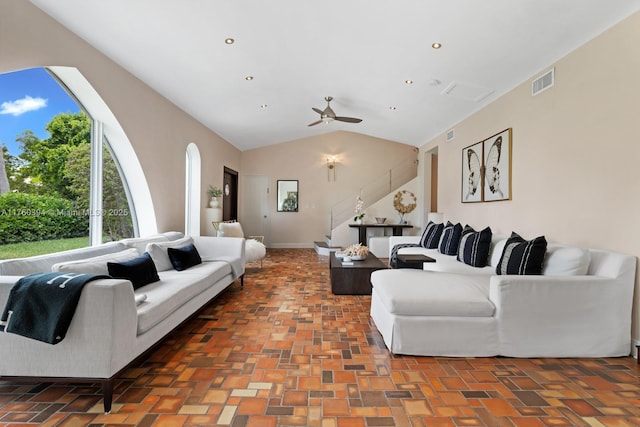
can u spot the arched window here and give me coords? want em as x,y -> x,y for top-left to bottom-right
185,143 -> 201,236
0,66 -> 155,255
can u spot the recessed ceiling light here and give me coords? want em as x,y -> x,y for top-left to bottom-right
389,106 -> 397,110
260,104 -> 268,108
225,38 -> 235,45
405,79 -> 413,85
432,42 -> 442,49
245,76 -> 254,81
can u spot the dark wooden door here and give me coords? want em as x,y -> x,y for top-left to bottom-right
223,167 -> 238,221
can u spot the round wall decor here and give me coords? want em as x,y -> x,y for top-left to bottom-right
393,190 -> 417,215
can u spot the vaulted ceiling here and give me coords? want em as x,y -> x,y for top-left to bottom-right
30,0 -> 640,151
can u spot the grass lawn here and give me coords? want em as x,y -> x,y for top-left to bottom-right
0,237 -> 90,259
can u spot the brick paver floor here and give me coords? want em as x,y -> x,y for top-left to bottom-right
1,248 -> 639,426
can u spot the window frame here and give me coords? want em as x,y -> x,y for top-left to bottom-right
48,66 -> 156,239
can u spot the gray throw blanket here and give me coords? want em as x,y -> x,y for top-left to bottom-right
203,255 -> 243,280
0,272 -> 109,344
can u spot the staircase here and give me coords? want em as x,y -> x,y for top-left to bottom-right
313,239 -> 341,256
314,157 -> 418,255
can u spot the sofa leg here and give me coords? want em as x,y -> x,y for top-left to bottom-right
102,380 -> 113,413
240,274 -> 244,288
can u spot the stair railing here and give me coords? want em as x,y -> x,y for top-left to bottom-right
329,157 -> 418,234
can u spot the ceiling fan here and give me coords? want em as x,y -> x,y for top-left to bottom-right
308,96 -> 363,127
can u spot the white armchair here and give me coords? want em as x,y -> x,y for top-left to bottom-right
217,221 -> 266,268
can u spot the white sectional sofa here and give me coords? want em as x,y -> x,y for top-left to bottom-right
370,229 -> 636,358
0,232 -> 245,412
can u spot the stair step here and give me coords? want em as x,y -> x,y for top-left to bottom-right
314,240 -> 341,256
324,234 -> 333,246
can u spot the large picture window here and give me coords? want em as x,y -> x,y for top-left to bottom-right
0,67 -> 139,258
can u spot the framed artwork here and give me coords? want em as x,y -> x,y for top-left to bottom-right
483,128 -> 512,202
461,141 -> 483,203
277,180 -> 299,212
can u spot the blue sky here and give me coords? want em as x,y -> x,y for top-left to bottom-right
0,67 -> 81,156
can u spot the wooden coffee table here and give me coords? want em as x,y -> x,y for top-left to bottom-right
329,252 -> 387,295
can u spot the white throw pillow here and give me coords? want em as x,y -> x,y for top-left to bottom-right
120,235 -> 169,255
52,248 -> 140,275
542,245 -> 591,276
145,236 -> 194,272
218,222 -> 244,238
488,238 -> 508,268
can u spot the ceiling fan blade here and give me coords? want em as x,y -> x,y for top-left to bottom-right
309,97 -> 362,126
335,116 -> 362,123
325,106 -> 336,118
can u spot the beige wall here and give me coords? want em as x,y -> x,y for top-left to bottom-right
241,131 -> 416,246
420,11 -> 640,346
0,1 -> 241,234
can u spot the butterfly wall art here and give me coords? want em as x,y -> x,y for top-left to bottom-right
461,141 -> 483,202
461,128 -> 512,203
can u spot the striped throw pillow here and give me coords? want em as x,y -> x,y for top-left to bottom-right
419,221 -> 444,249
496,232 -> 547,275
438,222 -> 463,255
457,226 -> 492,267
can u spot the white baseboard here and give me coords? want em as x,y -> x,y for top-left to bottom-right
269,243 -> 314,249
633,339 -> 640,359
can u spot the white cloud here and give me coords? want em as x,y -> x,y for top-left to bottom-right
0,95 -> 48,116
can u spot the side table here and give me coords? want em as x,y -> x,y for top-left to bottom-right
348,223 -> 413,246
396,254 -> 436,269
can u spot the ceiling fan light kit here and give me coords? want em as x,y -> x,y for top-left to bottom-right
308,96 -> 363,127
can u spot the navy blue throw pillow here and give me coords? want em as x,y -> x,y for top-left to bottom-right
496,232 -> 547,275
438,222 -> 463,255
107,252 -> 160,289
419,221 -> 444,249
457,225 -> 492,267
167,243 -> 202,271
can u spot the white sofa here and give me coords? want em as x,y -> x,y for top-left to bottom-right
0,232 -> 245,412
370,233 -> 636,358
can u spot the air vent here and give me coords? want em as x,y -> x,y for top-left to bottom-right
532,68 -> 555,96
441,81 -> 494,102
446,129 -> 455,142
